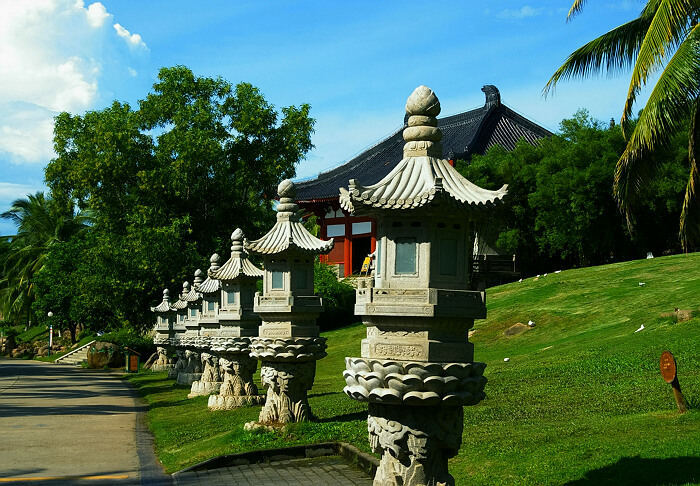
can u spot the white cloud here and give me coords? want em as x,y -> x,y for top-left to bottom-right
0,103 -> 57,163
497,6 -> 547,20
0,0 -> 147,165
114,23 -> 148,50
86,2 -> 109,28
0,182 -> 45,201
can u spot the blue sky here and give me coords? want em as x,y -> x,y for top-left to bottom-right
0,0 -> 645,236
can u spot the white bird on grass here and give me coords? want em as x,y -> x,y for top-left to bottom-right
635,324 -> 645,333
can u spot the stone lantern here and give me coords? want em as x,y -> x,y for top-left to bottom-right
245,179 -> 334,424
206,228 -> 266,409
182,270 -> 204,337
151,289 -> 177,372
196,254 -> 223,339
340,86 -> 508,485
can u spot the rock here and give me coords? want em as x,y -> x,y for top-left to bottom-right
87,342 -> 125,369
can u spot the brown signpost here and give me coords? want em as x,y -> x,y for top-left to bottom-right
660,351 -> 687,413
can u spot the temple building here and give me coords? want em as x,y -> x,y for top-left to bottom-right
296,85 -> 551,277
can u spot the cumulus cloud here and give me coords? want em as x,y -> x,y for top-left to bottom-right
114,23 -> 148,50
0,0 -> 147,165
497,6 -> 547,20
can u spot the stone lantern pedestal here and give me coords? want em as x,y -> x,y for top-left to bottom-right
207,337 -> 265,409
245,180 -> 334,425
340,86 -> 507,485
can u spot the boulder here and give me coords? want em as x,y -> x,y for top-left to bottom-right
87,342 -> 125,369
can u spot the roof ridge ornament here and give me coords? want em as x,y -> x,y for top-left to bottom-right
231,228 -> 245,255
403,85 -> 443,158
276,179 -> 300,223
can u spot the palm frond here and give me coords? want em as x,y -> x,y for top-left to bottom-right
615,23 -> 700,229
680,98 -> 700,249
567,0 -> 588,20
544,16 -> 653,96
622,0 -> 698,131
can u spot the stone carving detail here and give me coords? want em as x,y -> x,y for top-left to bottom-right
249,337 -> 327,362
189,353 -> 222,398
151,346 -> 175,372
207,355 -> 264,410
168,349 -> 187,378
344,358 -> 486,406
368,403 -> 463,486
176,350 -> 203,385
257,361 -> 317,424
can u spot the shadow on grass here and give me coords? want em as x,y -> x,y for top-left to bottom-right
318,410 -> 367,423
564,456 -> 700,486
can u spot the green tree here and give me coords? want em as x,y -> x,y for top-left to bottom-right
545,0 -> 700,248
459,111 -> 687,274
44,66 -> 315,331
0,192 -> 88,326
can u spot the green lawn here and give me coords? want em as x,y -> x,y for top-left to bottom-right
128,252 -> 700,484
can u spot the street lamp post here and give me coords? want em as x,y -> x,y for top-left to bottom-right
47,312 -> 53,357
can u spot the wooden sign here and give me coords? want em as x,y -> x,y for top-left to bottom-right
660,350 -> 677,383
659,350 -> 687,413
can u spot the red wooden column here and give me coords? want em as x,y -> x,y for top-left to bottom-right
370,219 -> 377,253
319,218 -> 328,264
343,213 -> 352,277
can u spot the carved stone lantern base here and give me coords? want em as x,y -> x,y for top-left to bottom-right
208,394 -> 265,410
257,360 -> 317,424
207,353 -> 263,411
368,403 -> 463,486
177,372 -> 202,386
188,381 -> 222,398
151,363 -> 175,372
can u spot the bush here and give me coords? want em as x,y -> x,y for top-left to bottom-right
314,261 -> 356,331
99,326 -> 154,357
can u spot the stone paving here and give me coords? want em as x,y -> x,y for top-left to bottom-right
173,456 -> 373,486
0,358 -> 374,485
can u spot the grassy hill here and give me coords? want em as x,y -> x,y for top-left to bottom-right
129,252 -> 700,485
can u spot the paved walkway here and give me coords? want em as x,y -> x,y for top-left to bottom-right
173,456 -> 373,485
0,358 -> 374,485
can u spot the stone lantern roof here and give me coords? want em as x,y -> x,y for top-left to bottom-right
170,281 -> 192,310
181,270 -> 204,302
196,254 -> 223,294
339,85 -> 508,215
210,228 -> 264,280
151,289 -> 173,313
246,180 -> 334,256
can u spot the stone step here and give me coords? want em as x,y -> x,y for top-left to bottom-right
54,340 -> 96,366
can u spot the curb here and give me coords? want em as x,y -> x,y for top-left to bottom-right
172,441 -> 379,479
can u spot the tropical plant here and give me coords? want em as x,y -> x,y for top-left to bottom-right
544,0 -> 700,249
0,193 -> 89,326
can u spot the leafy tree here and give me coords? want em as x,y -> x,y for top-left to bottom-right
544,0 -> 700,248
44,66 -> 315,331
459,110 -> 687,274
0,193 -> 88,327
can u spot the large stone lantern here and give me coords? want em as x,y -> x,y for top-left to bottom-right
151,289 -> 177,372
206,228 -> 266,409
245,179 -> 334,424
340,86 -> 508,486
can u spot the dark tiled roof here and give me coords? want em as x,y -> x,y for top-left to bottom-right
296,86 -> 551,203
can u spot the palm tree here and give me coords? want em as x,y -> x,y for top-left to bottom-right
0,192 -> 89,326
544,0 -> 700,249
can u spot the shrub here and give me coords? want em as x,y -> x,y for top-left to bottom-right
314,261 -> 356,331
99,326 -> 154,357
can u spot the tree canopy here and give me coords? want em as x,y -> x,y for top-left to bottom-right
544,0 -> 700,249
32,66 -> 315,337
458,110 -> 687,275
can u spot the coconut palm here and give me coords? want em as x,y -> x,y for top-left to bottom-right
0,192 -> 89,325
544,0 -> 700,249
